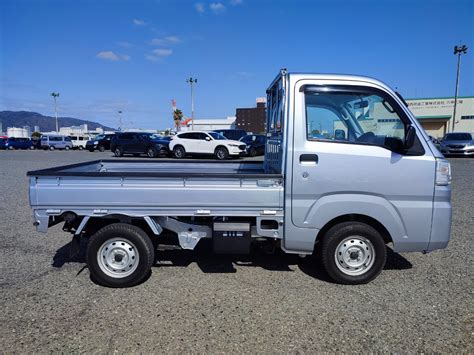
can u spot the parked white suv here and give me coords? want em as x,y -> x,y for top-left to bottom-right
169,131 -> 246,159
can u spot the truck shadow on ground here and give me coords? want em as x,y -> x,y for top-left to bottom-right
53,238 -> 412,284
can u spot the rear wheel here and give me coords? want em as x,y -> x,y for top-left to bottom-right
173,146 -> 185,159
86,223 -> 155,288
147,147 -> 157,158
78,146 -> 84,150
65,146 -> 70,151
8,146 -> 13,150
215,146 -> 229,160
29,145 -> 35,150
114,147 -> 123,157
249,147 -> 257,157
49,146 -> 55,151
320,222 -> 386,284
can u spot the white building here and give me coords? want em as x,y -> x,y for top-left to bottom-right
406,96 -> 474,138
7,127 -> 30,138
58,124 -> 105,137
180,116 -> 236,132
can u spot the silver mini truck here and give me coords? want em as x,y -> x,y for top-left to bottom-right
27,70 -> 452,287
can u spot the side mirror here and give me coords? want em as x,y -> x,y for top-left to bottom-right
205,136 -> 211,141
404,125 -> 416,150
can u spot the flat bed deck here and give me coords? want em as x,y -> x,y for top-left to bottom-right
28,160 -> 284,218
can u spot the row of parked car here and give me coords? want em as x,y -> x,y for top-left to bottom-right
108,129 -> 266,160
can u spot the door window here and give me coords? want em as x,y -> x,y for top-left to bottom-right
305,87 -> 408,150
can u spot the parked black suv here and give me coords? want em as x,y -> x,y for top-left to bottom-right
239,134 -> 266,156
111,132 -> 169,158
211,129 -> 247,141
86,133 -> 115,152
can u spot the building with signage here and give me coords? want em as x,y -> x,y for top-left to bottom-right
406,96 -> 474,138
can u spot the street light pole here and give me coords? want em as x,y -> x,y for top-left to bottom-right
451,45 -> 468,133
51,92 -> 60,132
118,111 -> 123,131
186,77 -> 197,130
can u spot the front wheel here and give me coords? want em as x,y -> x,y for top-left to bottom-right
78,146 -> 84,150
98,145 -> 106,152
86,223 -> 155,287
49,146 -> 55,151
65,146 -> 70,151
249,147 -> 257,157
215,146 -> 229,160
320,222 -> 387,285
173,146 -> 185,159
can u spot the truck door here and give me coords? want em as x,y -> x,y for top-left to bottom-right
290,82 -> 435,252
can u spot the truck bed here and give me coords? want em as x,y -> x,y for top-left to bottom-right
28,160 -> 284,220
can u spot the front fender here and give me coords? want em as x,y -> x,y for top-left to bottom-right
302,193 -> 429,252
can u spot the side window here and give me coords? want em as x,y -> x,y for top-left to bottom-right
65,137 -> 71,142
179,133 -> 191,139
198,133 -> 209,140
305,89 -> 407,149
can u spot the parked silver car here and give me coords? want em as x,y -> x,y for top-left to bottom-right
439,132 -> 474,156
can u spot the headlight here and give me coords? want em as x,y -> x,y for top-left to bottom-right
435,159 -> 451,186
93,141 -> 98,145
228,144 -> 239,147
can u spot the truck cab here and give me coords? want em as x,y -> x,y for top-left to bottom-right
27,70 -> 452,287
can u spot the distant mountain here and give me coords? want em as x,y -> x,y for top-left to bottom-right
0,111 -> 115,133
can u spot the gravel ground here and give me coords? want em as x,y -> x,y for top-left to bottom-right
0,150 -> 472,353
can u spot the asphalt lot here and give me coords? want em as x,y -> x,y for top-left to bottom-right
0,150 -> 472,352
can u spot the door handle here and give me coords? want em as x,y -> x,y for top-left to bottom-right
299,154 -> 318,165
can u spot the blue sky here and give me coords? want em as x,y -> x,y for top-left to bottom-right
1,0 -> 473,129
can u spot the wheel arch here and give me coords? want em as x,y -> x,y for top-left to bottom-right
315,214 -> 393,246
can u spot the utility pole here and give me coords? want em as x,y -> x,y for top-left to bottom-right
51,92 -> 60,132
452,45 -> 468,133
118,111 -> 123,131
186,77 -> 197,130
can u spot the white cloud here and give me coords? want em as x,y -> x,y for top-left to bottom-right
96,51 -> 130,62
152,48 -> 172,56
210,2 -> 226,13
146,48 -> 173,62
230,0 -> 242,5
150,36 -> 181,46
133,18 -> 147,26
195,3 -> 205,13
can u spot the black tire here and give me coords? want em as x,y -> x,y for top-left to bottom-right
249,147 -> 257,157
215,146 -> 229,160
173,145 -> 185,159
8,146 -> 13,150
98,145 -> 106,152
114,147 -> 123,157
88,148 -> 95,152
29,145 -> 35,150
146,147 -> 157,158
65,146 -> 70,151
49,146 -> 55,151
86,223 -> 155,288
78,146 -> 84,150
320,222 -> 386,285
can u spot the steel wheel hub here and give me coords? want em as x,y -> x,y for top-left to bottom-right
97,238 -> 139,278
335,236 -> 375,276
